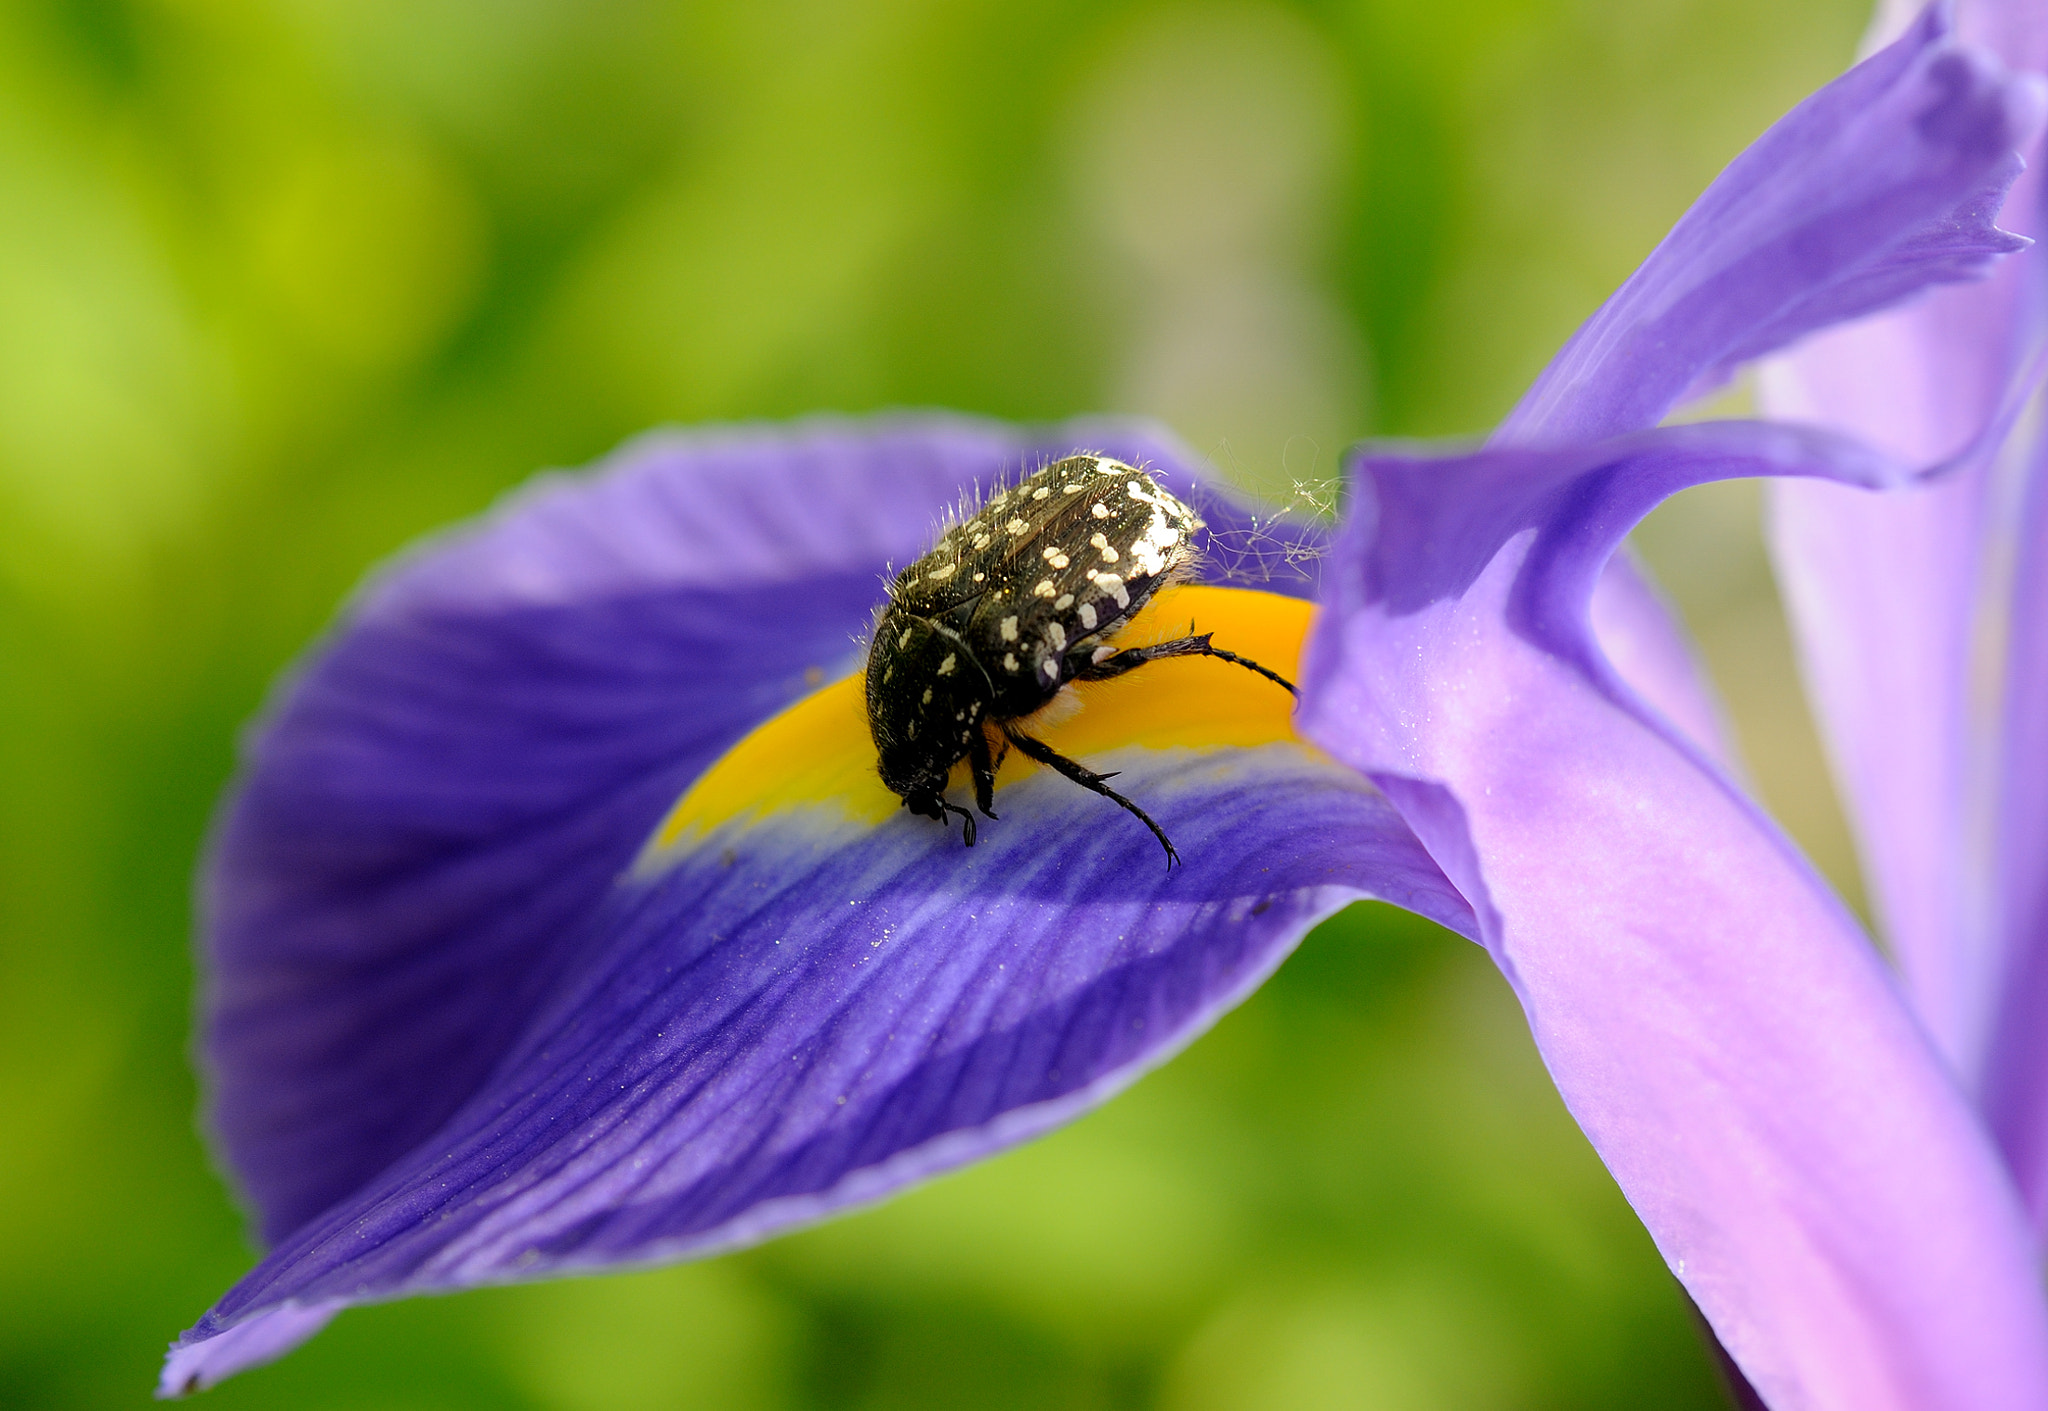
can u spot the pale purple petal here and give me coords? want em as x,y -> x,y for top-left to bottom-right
1298,418 -> 2048,1408
1493,5 -> 2044,798
171,747 -> 1469,1387
1759,463 -> 1993,1067
1968,0 -> 2048,1231
1958,0 -> 2048,1243
1758,0 -> 2048,1086
157,1301 -> 340,1398
202,414 -> 1330,1244
1983,437 -> 2048,1226
1587,550 -> 1741,772
1502,4 -> 2043,447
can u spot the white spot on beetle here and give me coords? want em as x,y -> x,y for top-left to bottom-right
1046,622 -> 1067,650
1000,616 -> 1019,641
927,562 -> 957,582
938,653 -> 957,676
898,629 -> 914,648
1091,645 -> 1115,664
972,532 -> 991,550
1054,593 -> 1074,610
1034,579 -> 1056,598
922,687 -> 933,704
1006,517 -> 1028,534
1091,502 -> 1111,519
1032,486 -> 1051,500
972,572 -> 986,582
1096,573 -> 1129,607
1003,651 -> 1020,672
1042,656 -> 1060,680
1089,532 -> 1119,563
1078,602 -> 1097,629
1041,546 -> 1070,569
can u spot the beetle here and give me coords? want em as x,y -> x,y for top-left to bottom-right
864,452 -> 1297,866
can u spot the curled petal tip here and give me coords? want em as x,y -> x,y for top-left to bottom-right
158,1302 -> 340,1398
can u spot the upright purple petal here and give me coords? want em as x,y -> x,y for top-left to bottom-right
1760,460 -> 1995,1069
1984,435 -> 2048,1227
1970,0 -> 2048,1235
201,414 -> 1330,1244
1491,5 -> 2044,803
1584,550 -> 1740,772
1502,4 -> 2042,447
1299,419 -> 2048,1409
1758,0 -> 2048,1092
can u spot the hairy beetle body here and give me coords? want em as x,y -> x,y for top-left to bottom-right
865,454 -> 1292,864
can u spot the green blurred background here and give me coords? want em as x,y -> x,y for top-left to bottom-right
0,0 -> 1878,1406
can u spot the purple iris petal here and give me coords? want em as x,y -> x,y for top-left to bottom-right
171,414 -> 1447,1390
1298,418 -> 2048,1409
175,751 -> 1463,1393
1501,2 -> 2041,448
1762,458 -> 1996,1065
1583,550 -> 1740,771
1497,3 -> 2044,814
1293,6 -> 2048,1402
1986,436 -> 2048,1226
203,415 -> 1327,1245
1758,0 -> 2048,1215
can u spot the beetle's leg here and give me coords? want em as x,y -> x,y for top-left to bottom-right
1001,726 -> 1179,869
968,725 -> 1000,820
1073,630 -> 1297,696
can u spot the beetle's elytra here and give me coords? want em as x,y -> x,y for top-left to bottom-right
863,453 -> 1296,866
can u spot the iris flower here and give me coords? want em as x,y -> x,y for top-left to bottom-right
166,7 -> 2048,1407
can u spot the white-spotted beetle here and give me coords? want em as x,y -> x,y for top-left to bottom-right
864,453 -> 1297,865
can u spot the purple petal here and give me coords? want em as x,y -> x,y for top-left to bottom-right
1500,4 -> 2043,447
175,414 -> 1421,1384
1760,0 -> 2048,1220
1490,6 -> 2044,803
157,1301 -> 340,1398
1759,463 -> 1993,1067
1984,437 -> 2048,1227
173,746 -> 1468,1386
1297,418 -> 2048,1407
203,414 -> 1327,1245
1587,551 -> 1740,771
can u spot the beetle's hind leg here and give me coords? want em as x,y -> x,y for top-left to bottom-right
1001,726 -> 1180,869
1073,630 -> 1297,695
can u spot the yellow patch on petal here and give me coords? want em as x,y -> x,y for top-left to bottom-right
642,584 -> 1312,858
